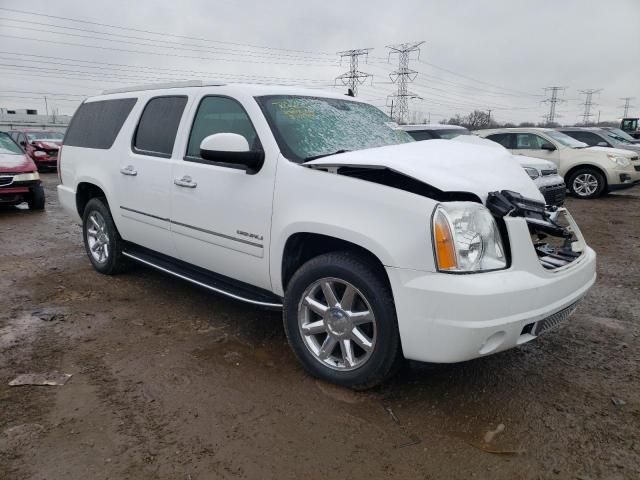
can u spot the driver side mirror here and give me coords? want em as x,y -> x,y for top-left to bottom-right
540,142 -> 556,151
199,133 -> 264,174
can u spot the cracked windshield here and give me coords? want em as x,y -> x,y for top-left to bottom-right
257,95 -> 413,162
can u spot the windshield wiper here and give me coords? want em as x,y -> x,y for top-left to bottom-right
302,149 -> 350,163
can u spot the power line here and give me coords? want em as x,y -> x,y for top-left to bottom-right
0,33 -> 337,68
0,6 -> 335,57
0,17 -> 335,63
578,89 -> 602,125
0,26 -> 338,67
542,86 -> 567,124
0,53 -> 334,85
335,48 -> 373,97
386,41 -> 424,124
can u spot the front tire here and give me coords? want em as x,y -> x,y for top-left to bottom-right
283,252 -> 402,390
82,197 -> 129,275
568,168 -> 606,199
27,183 -> 45,210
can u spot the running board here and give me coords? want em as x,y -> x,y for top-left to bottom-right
122,244 -> 283,308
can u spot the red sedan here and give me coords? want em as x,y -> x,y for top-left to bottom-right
10,130 -> 63,172
0,132 -> 45,210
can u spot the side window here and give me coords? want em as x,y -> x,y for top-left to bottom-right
486,133 -> 511,148
64,98 -> 137,149
133,96 -> 187,157
186,96 -> 260,159
514,133 -> 547,149
571,131 -> 606,147
407,130 -> 434,141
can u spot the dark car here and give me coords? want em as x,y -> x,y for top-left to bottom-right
10,130 -> 63,172
0,132 -> 45,210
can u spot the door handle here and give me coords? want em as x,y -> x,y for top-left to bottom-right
120,165 -> 137,176
174,175 -> 197,188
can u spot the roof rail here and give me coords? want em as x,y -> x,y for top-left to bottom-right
101,80 -> 224,95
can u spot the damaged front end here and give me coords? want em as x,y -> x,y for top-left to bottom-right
486,190 -> 585,270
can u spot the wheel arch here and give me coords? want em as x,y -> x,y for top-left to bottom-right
564,163 -> 608,189
276,231 -> 392,297
76,181 -> 109,218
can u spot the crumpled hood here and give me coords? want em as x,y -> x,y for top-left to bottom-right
0,152 -> 35,173
305,140 -> 543,203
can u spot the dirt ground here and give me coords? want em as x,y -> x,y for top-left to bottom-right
1,174 -> 639,480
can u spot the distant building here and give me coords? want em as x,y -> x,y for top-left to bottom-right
0,107 -> 72,132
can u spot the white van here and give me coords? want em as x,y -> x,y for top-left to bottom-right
57,82 -> 596,388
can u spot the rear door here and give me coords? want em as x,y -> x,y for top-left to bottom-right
169,94 -> 276,290
117,95 -> 188,257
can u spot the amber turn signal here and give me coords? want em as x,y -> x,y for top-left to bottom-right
433,212 -> 457,270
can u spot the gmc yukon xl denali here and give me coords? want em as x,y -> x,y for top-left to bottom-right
57,82 -> 596,389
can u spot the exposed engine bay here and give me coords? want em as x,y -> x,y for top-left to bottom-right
487,190 -> 584,269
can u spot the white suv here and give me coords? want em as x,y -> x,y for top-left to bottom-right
477,128 -> 639,198
57,82 -> 596,389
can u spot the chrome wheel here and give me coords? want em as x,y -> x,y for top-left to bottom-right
86,211 -> 110,264
298,277 -> 376,371
572,173 -> 599,197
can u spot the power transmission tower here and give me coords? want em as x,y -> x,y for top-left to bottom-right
578,89 -> 602,125
619,97 -> 635,118
386,41 -> 424,124
542,86 -> 567,124
335,48 -> 373,97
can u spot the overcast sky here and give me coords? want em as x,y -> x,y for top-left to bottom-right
0,0 -> 638,124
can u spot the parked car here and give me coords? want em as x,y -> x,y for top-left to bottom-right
402,124 -> 566,206
0,131 -> 45,210
402,124 -> 471,140
601,127 -> 640,144
558,127 -> 640,155
10,130 -> 63,171
57,82 -> 596,388
477,128 -> 639,198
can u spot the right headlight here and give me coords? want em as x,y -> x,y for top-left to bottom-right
432,202 -> 507,273
523,167 -> 540,179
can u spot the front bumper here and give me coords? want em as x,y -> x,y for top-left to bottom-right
387,214 -> 597,363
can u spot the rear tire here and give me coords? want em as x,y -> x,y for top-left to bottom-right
27,183 -> 45,210
283,251 -> 402,390
82,197 -> 129,275
568,168 -> 605,199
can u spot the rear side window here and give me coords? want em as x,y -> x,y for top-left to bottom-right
407,130 -> 434,141
486,133 -> 511,148
64,98 -> 137,149
562,131 -> 605,147
133,96 -> 188,157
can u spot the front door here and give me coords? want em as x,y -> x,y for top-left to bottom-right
170,95 -> 276,290
117,95 -> 188,257
510,132 -> 562,167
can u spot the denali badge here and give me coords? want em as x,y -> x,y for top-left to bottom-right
236,230 -> 264,241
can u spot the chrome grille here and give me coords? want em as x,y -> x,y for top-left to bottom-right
0,176 -> 13,187
533,302 -> 578,336
541,168 -> 558,176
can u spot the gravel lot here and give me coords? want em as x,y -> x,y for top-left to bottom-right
1,174 -> 639,479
